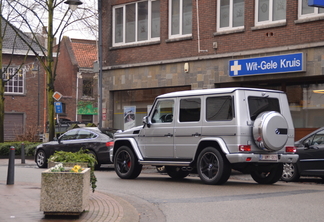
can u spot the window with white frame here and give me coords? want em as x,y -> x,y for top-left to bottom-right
3,67 -> 24,94
255,0 -> 286,26
298,0 -> 324,19
217,0 -> 245,31
113,0 -> 160,46
169,0 -> 192,38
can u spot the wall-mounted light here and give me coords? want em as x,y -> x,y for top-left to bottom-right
313,90 -> 324,94
184,63 -> 189,73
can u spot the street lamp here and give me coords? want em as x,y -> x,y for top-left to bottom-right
64,0 -> 83,11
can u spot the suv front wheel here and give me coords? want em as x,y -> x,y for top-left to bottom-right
114,146 -> 142,179
197,147 -> 231,185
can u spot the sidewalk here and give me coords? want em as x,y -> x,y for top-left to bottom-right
0,158 -> 139,222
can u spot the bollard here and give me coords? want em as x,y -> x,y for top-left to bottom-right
7,146 -> 15,185
21,142 -> 25,164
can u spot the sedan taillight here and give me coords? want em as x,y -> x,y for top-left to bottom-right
106,141 -> 114,147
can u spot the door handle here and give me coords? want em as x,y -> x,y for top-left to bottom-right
164,133 -> 173,137
192,133 -> 201,137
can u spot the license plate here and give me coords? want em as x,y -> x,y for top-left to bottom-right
259,154 -> 278,161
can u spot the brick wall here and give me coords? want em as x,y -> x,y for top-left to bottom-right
3,55 -> 46,136
104,0 -> 324,66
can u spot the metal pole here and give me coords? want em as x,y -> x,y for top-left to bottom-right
98,0 -> 103,128
7,146 -> 15,185
21,143 -> 25,164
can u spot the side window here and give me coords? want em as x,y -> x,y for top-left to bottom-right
152,100 -> 174,123
217,0 -> 245,32
307,130 -> 324,146
179,98 -> 201,122
255,0 -> 286,26
77,130 -> 96,140
206,96 -> 233,121
248,96 -> 280,120
61,130 -> 78,141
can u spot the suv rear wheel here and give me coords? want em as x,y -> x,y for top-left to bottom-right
197,147 -> 231,185
251,163 -> 283,184
114,146 -> 142,179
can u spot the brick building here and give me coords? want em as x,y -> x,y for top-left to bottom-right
55,37 -> 98,125
102,0 -> 324,139
2,18 -> 45,141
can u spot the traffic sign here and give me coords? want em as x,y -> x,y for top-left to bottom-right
53,91 -> 62,101
54,102 -> 63,114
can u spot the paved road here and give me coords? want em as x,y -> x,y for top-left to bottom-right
2,159 -> 324,222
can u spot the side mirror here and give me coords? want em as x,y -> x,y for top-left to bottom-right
143,116 -> 152,128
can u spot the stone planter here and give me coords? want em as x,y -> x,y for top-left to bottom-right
40,167 -> 90,215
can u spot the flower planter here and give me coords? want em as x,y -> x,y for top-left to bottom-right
40,167 -> 90,215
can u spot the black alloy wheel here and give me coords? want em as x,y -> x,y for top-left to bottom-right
197,147 -> 231,185
114,146 -> 142,179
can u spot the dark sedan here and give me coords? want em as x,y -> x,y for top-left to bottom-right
35,127 -> 116,169
281,127 -> 324,182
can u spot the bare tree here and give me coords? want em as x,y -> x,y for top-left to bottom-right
0,0 -> 97,141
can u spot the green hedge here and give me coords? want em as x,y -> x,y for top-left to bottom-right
0,142 -> 41,156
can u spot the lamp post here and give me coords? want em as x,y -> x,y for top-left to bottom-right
46,0 -> 83,141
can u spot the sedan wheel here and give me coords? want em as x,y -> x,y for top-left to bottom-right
36,150 -> 47,168
281,163 -> 300,182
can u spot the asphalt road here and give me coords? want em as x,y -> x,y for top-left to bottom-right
2,160 -> 324,222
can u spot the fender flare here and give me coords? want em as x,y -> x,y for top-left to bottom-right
113,138 -> 144,161
198,137 -> 230,154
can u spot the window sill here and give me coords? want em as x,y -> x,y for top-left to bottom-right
214,28 -> 245,36
110,40 -> 160,50
295,16 -> 324,24
251,21 -> 286,31
165,36 -> 193,43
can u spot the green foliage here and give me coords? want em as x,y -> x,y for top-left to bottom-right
48,149 -> 97,192
0,142 -> 41,156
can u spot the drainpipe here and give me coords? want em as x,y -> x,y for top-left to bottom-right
196,0 -> 208,53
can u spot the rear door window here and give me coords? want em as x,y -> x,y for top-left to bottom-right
248,96 -> 280,120
206,96 -> 233,121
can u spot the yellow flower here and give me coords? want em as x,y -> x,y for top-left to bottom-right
70,165 -> 84,173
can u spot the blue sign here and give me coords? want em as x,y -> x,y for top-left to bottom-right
54,102 -> 63,114
308,0 -> 324,7
229,53 -> 304,77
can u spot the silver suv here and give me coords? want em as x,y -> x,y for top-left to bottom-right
111,88 -> 298,184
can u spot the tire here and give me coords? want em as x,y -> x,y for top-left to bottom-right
114,146 -> 142,179
36,150 -> 48,168
165,166 -> 189,179
251,163 -> 283,184
253,111 -> 288,151
197,147 -> 231,185
281,163 -> 300,182
88,151 -> 101,170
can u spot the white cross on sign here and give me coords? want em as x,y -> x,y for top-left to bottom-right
231,60 -> 242,76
